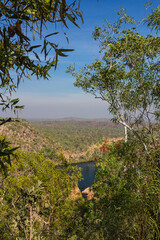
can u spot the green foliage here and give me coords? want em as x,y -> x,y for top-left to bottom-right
147,5 -> 160,32
32,120 -> 123,153
0,0 -> 83,117
64,139 -> 160,239
0,98 -> 24,118
0,136 -> 18,176
0,0 -> 83,85
92,140 -> 160,239
0,148 -> 81,239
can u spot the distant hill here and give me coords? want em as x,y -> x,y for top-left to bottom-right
31,119 -> 123,128
0,118 -> 55,152
28,117 -> 111,122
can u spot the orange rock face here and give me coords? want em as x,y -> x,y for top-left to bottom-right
82,187 -> 95,200
70,186 -> 82,200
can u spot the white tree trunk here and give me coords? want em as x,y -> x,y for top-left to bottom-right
124,126 -> 128,142
119,119 -> 149,154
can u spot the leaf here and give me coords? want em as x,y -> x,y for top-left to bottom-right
58,48 -> 74,52
27,45 -> 41,52
0,147 -> 19,157
64,32 -> 69,44
55,48 -> 74,57
33,51 -> 41,61
66,14 -> 80,29
10,98 -> 19,104
14,106 -> 24,110
45,32 -> 59,38
56,49 -> 68,57
42,39 -> 48,59
32,27 -> 38,41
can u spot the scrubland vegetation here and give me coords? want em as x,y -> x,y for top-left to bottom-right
32,120 -> 123,152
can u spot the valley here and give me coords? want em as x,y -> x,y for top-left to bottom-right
0,118 -> 124,163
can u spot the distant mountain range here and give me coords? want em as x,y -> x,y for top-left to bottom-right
28,117 -> 111,122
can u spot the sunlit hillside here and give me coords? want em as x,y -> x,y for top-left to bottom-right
0,119 -> 55,153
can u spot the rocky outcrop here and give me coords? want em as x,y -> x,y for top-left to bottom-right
82,187 -> 95,200
70,186 -> 82,200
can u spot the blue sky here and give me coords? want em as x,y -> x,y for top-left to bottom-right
4,0 -> 159,119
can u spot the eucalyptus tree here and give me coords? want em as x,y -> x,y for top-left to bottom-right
66,6 -> 160,239
68,7 -> 160,151
1,3 -> 158,238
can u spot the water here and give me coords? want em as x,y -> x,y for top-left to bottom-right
73,161 -> 96,191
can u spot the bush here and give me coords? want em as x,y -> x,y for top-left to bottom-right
0,147 -> 81,239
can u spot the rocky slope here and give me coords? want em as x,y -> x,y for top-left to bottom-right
0,118 -> 55,152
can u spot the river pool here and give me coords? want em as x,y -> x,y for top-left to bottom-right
73,161 -> 96,191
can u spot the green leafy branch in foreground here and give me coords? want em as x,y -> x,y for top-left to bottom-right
0,0 -> 83,86
0,0 -> 83,122
0,146 -> 82,239
0,136 -> 19,176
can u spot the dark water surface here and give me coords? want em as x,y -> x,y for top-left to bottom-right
73,161 -> 96,191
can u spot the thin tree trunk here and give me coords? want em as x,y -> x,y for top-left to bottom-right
118,119 -> 149,154
30,205 -> 33,240
124,126 -> 128,142
49,209 -> 55,240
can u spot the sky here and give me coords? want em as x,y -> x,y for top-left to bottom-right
3,0 -> 160,120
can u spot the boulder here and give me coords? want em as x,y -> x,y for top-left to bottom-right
70,186 -> 82,200
82,187 -> 95,200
